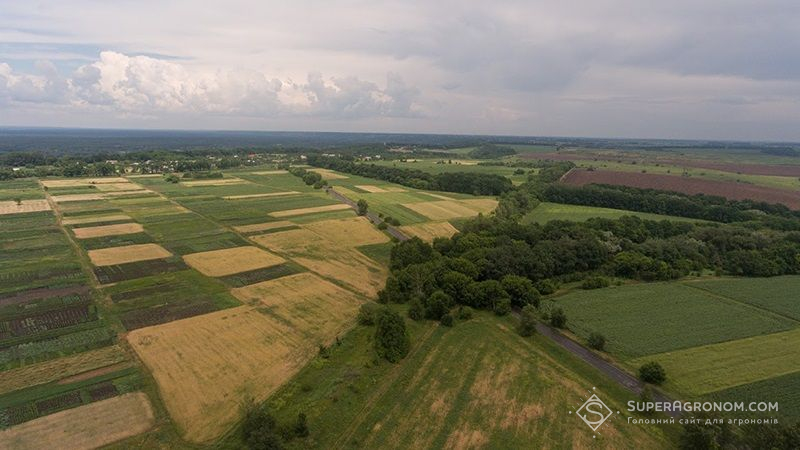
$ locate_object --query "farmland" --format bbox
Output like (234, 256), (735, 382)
(521, 202), (709, 224)
(562, 169), (800, 209)
(686, 276), (800, 321)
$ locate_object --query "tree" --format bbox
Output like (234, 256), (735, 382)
(549, 307), (567, 328)
(407, 298), (425, 320)
(357, 303), (385, 325)
(375, 310), (410, 362)
(517, 305), (538, 337)
(389, 237), (435, 271)
(242, 403), (283, 450)
(493, 297), (511, 316)
(587, 332), (606, 351)
(293, 413), (309, 438)
(13, 197), (21, 206)
(501, 275), (540, 307)
(357, 199), (368, 216)
(424, 290), (451, 320)
(639, 361), (666, 384)
(440, 312), (454, 327)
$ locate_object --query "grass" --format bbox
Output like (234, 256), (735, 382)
(254, 310), (673, 449)
(631, 328), (800, 397)
(522, 202), (711, 224)
(707, 370), (800, 420)
(557, 282), (796, 360)
(686, 276), (800, 321)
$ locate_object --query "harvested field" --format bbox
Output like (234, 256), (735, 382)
(402, 200), (486, 220)
(399, 221), (458, 242)
(128, 298), (359, 442)
(309, 168), (348, 180)
(181, 178), (248, 187)
(251, 170), (289, 175)
(88, 243), (172, 267)
(0, 393), (154, 450)
(40, 178), (128, 188)
(421, 192), (455, 200)
(0, 345), (126, 395)
(460, 198), (499, 213)
(72, 223), (144, 239)
(355, 185), (406, 193)
(222, 191), (299, 200)
(183, 246), (285, 277)
(101, 190), (151, 198)
(302, 216), (389, 246)
(233, 220), (295, 233)
(562, 169), (800, 209)
(91, 183), (141, 192)
(62, 214), (132, 226)
(269, 203), (351, 217)
(50, 193), (105, 203)
(0, 200), (51, 215)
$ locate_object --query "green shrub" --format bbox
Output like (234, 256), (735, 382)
(587, 332), (606, 351)
(549, 307), (567, 328)
(639, 361), (667, 385)
(517, 305), (538, 337)
(581, 276), (610, 290)
(440, 312), (454, 327)
(493, 297), (511, 316)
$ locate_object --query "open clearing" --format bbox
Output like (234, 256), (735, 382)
(129, 277), (362, 444)
(0, 345), (126, 395)
(87, 243), (172, 266)
(0, 393), (154, 450)
(222, 191), (299, 200)
(265, 312), (670, 449)
(402, 200), (494, 220)
(558, 282), (795, 359)
(632, 328), (800, 396)
(0, 200), (51, 215)
(183, 246), (285, 277)
(399, 221), (459, 242)
(233, 220), (296, 233)
(309, 168), (349, 180)
(72, 223), (144, 239)
(269, 203), (351, 217)
(61, 214), (132, 225)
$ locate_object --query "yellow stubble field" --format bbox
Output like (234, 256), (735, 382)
(0, 200), (51, 215)
(399, 221), (459, 242)
(72, 223), (144, 239)
(87, 243), (172, 266)
(128, 273), (363, 443)
(182, 246), (285, 277)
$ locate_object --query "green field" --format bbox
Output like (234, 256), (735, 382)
(687, 276), (800, 321)
(259, 310), (672, 449)
(521, 202), (709, 224)
(368, 159), (530, 185)
(708, 370), (800, 420)
(557, 282), (796, 359)
(631, 328), (800, 396)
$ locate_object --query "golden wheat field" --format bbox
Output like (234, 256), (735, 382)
(401, 200), (485, 220)
(233, 220), (296, 233)
(87, 243), (172, 266)
(302, 216), (389, 246)
(269, 203), (351, 217)
(183, 246), (285, 277)
(0, 393), (154, 450)
(0, 199), (51, 215)
(399, 221), (459, 242)
(72, 223), (144, 239)
(128, 274), (362, 444)
(308, 168), (349, 180)
(50, 193), (106, 203)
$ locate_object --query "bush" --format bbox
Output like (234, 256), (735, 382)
(639, 361), (666, 385)
(581, 276), (610, 290)
(535, 279), (558, 295)
(293, 413), (309, 438)
(357, 199), (368, 215)
(242, 403), (283, 450)
(457, 306), (474, 320)
(378, 222), (388, 230)
(493, 297), (511, 316)
(517, 305), (538, 337)
(440, 312), (454, 327)
(424, 290), (451, 320)
(357, 303), (385, 325)
(587, 332), (606, 351)
(389, 218), (401, 226)
(549, 307), (567, 328)
(407, 298), (425, 320)
(375, 310), (410, 363)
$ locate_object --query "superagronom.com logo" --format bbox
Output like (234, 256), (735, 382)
(569, 387), (619, 437)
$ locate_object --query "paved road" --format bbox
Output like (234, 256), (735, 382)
(533, 320), (681, 418)
(326, 187), (409, 241)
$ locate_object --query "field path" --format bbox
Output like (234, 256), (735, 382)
(326, 187), (409, 241)
(331, 323), (438, 449)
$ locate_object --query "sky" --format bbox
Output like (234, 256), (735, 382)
(1, 1), (799, 141)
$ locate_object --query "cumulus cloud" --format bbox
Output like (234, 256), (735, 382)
(0, 51), (420, 119)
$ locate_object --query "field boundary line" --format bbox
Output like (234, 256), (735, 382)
(681, 281), (800, 325)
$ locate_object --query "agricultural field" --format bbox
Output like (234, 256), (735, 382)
(261, 311), (673, 449)
(562, 168), (800, 209)
(521, 202), (710, 224)
(368, 158), (532, 185)
(686, 276), (800, 321)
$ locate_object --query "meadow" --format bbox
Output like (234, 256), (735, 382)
(520, 202), (707, 224)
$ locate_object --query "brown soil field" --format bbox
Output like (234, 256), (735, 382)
(0, 393), (154, 450)
(40, 177), (129, 188)
(252, 228), (388, 297)
(269, 203), (351, 217)
(0, 199), (51, 215)
(128, 294), (358, 443)
(183, 246), (285, 277)
(72, 223), (145, 239)
(562, 169), (800, 209)
(88, 243), (172, 267)
(222, 191), (300, 200)
(251, 170), (289, 175)
(233, 220), (296, 233)
(303, 216), (390, 246)
(402, 200), (487, 220)
(50, 193), (106, 202)
(399, 222), (459, 242)
(181, 178), (248, 187)
(0, 345), (126, 395)
(62, 214), (132, 225)
(309, 168), (349, 180)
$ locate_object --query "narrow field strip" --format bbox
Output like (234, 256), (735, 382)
(88, 243), (172, 266)
(72, 223), (144, 239)
(222, 191), (300, 200)
(269, 203), (351, 217)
